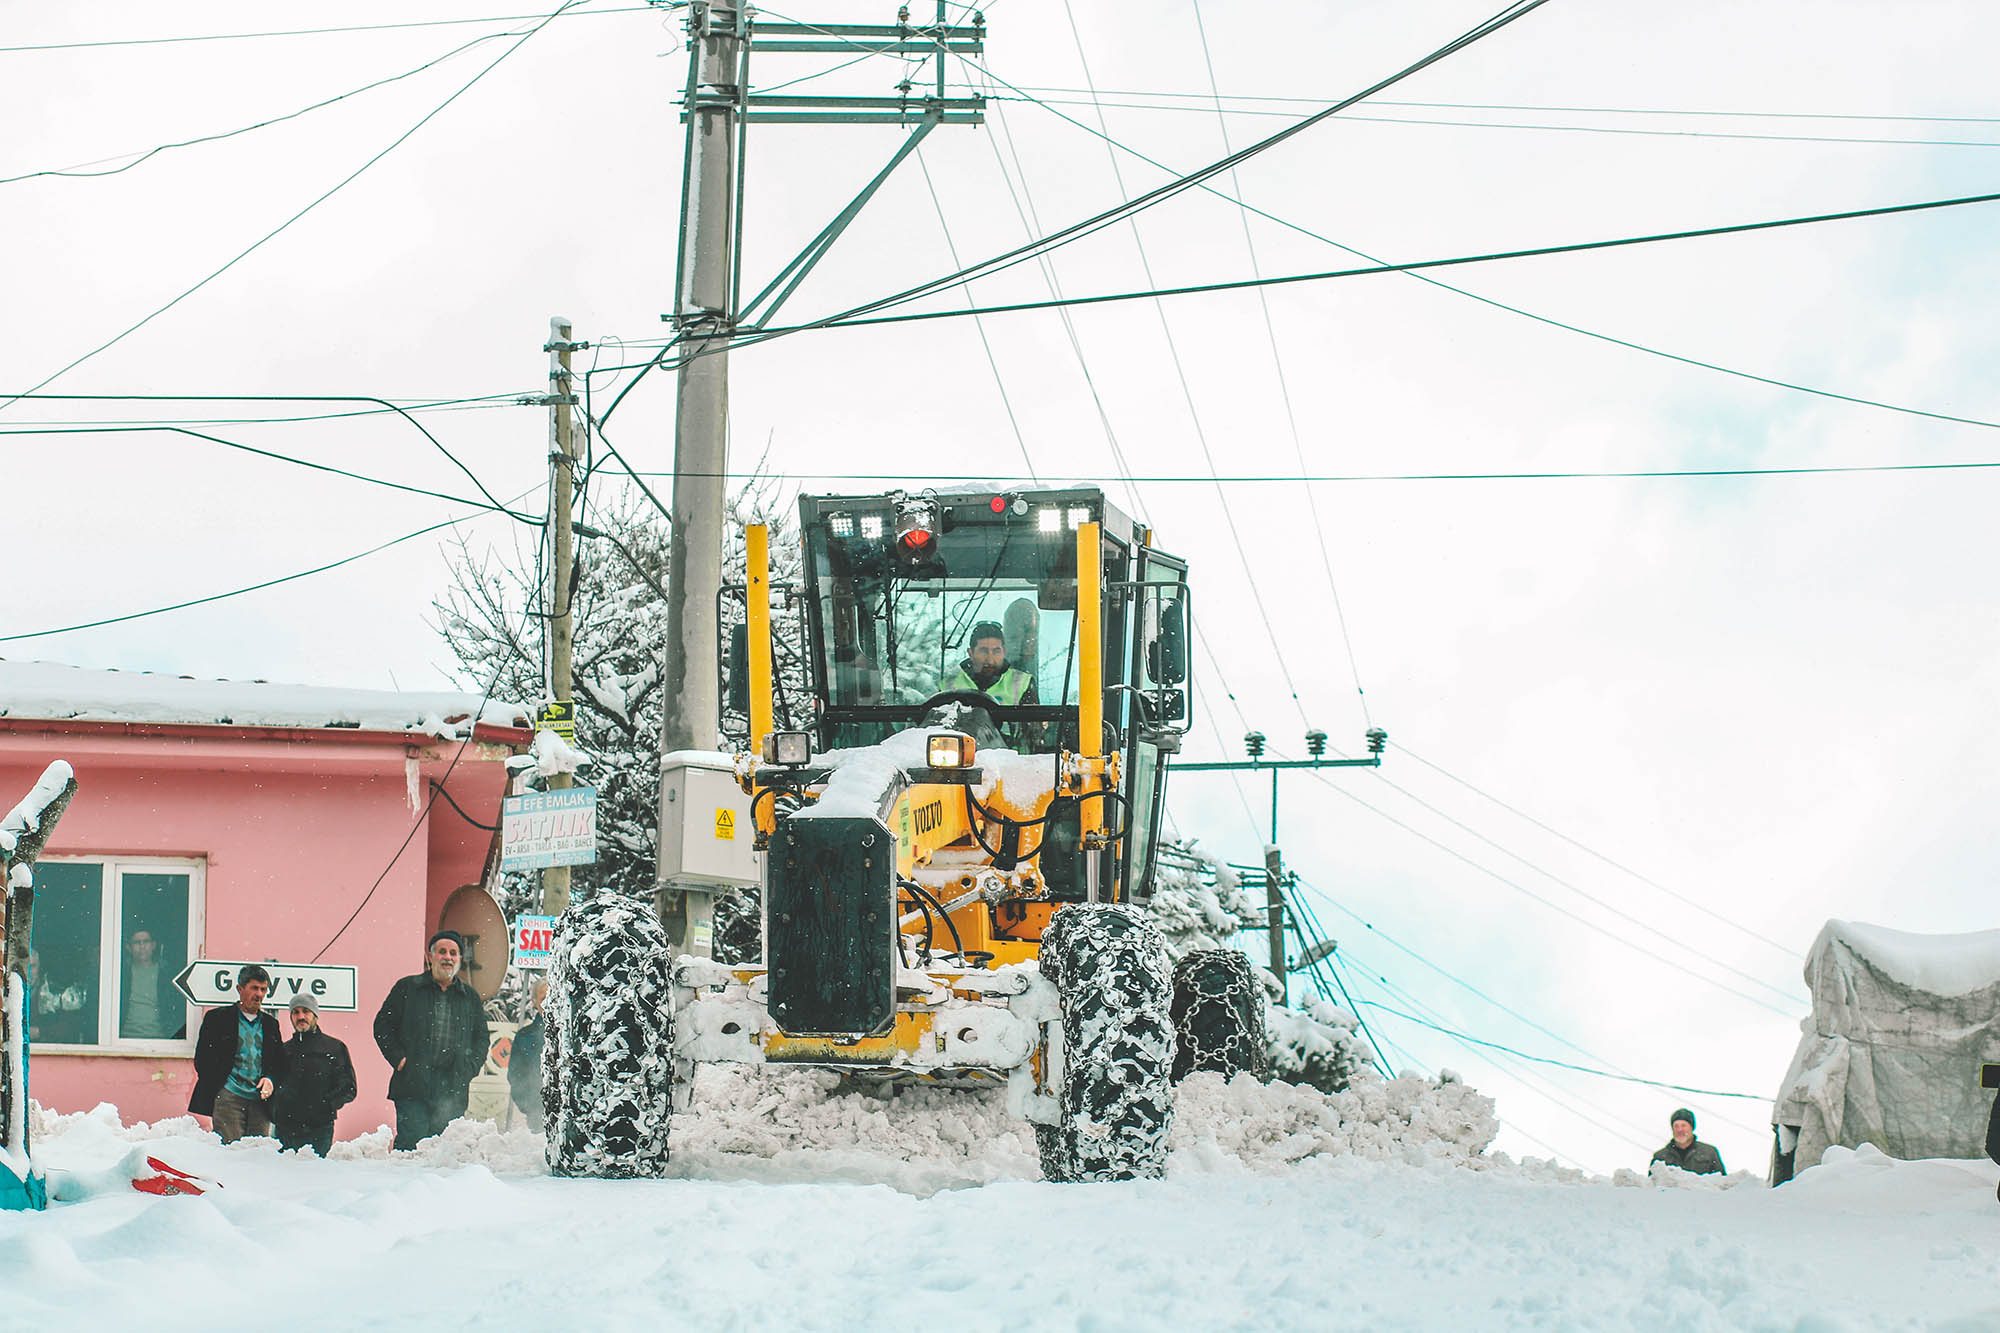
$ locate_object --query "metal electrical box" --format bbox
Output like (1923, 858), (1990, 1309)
(658, 751), (760, 888)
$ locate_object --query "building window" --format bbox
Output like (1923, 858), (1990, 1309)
(26, 857), (204, 1053)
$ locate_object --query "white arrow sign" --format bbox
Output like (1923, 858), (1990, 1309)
(173, 961), (359, 1012)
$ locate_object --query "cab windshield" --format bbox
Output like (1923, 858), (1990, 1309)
(806, 498), (1091, 751)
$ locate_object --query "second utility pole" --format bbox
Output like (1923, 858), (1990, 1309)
(543, 316), (580, 916)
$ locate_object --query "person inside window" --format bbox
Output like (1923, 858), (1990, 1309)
(121, 928), (185, 1040)
(30, 947), (92, 1045)
(942, 621), (1036, 705)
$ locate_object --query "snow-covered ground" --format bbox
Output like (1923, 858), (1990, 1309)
(6, 1070), (1998, 1331)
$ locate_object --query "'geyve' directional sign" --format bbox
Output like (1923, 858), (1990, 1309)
(173, 961), (359, 1012)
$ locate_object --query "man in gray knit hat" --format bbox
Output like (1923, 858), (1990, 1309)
(271, 991), (357, 1157)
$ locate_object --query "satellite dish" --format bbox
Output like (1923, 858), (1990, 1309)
(438, 884), (510, 1003)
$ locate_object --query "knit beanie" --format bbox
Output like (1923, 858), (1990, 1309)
(1669, 1108), (1696, 1131)
(287, 991), (319, 1014)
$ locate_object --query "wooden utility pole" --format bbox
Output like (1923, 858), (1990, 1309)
(543, 316), (580, 916)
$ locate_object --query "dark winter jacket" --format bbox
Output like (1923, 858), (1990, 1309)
(508, 1014), (545, 1113)
(188, 1005), (290, 1116)
(372, 972), (489, 1103)
(1985, 1092), (2000, 1165)
(271, 1028), (358, 1130)
(1651, 1138), (1726, 1175)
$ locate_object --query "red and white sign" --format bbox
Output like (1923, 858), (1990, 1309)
(512, 914), (557, 971)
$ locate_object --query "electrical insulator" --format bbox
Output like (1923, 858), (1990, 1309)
(1366, 727), (1387, 756)
(1304, 728), (1327, 757)
(1243, 729), (1266, 759)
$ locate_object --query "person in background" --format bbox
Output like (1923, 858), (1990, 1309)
(189, 964), (289, 1144)
(1650, 1107), (1725, 1175)
(373, 930), (490, 1150)
(120, 928), (185, 1039)
(29, 946), (92, 1045)
(271, 992), (356, 1157)
(508, 979), (549, 1134)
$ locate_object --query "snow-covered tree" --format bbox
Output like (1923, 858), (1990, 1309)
(435, 479), (804, 992)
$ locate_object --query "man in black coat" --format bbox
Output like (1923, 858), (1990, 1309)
(1650, 1107), (1726, 1176)
(271, 992), (357, 1157)
(373, 930), (490, 1150)
(189, 964), (290, 1143)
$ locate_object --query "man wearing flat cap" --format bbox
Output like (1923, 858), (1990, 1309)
(372, 930), (490, 1149)
(272, 991), (357, 1157)
(1650, 1107), (1725, 1176)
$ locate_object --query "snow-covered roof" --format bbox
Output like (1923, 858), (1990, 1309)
(0, 659), (530, 741)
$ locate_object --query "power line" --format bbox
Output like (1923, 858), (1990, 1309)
(0, 490), (534, 644)
(977, 94), (2000, 152)
(744, 0), (1552, 338)
(1352, 998), (1767, 1100)
(781, 187), (2000, 335)
(0, 4), (658, 53)
(0, 396), (522, 429)
(1348, 759), (1799, 1007)
(1, 25), (535, 185)
(608, 458), (2000, 482)
(310, 639), (523, 963)
(1293, 764), (1800, 1019)
(0, 1), (584, 413)
(0, 393), (543, 519)
(985, 86), (2000, 128)
(0, 425), (519, 514)
(955, 66), (2000, 440)
(912, 145), (1039, 482)
(1188, 0), (1371, 732)
(1053, 0), (1310, 730)
(1325, 932), (1656, 1157)
(1389, 741), (1802, 960)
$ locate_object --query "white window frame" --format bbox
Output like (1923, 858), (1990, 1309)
(34, 855), (205, 1058)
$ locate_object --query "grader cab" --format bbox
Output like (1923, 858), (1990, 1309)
(544, 486), (1268, 1183)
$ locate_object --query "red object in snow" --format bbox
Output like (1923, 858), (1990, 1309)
(131, 1156), (215, 1196)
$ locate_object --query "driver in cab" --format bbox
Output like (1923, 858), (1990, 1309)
(943, 620), (1037, 705)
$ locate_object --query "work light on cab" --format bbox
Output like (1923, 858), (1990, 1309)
(926, 732), (976, 769)
(762, 730), (813, 766)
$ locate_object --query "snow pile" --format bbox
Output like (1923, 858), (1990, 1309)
(1266, 997), (1372, 1095)
(1170, 1069), (1498, 1171)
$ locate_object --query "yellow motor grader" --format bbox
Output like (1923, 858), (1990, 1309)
(544, 486), (1266, 1182)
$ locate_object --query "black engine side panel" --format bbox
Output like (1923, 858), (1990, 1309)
(766, 814), (898, 1036)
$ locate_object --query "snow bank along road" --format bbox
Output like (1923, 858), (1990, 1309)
(5, 1070), (1999, 1331)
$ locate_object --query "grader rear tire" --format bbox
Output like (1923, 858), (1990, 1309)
(1170, 948), (1269, 1083)
(1037, 903), (1176, 1182)
(544, 893), (675, 1178)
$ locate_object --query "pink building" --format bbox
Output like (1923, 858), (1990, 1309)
(1, 660), (530, 1139)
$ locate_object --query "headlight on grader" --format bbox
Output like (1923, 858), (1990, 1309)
(763, 730), (814, 766)
(926, 732), (976, 769)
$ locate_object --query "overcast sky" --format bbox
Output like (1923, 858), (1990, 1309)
(7, 0), (1997, 1175)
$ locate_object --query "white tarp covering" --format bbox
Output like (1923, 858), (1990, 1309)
(1773, 919), (2000, 1170)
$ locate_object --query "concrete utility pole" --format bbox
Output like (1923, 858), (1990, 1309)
(543, 316), (580, 916)
(657, 5), (743, 765)
(653, 2), (987, 953)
